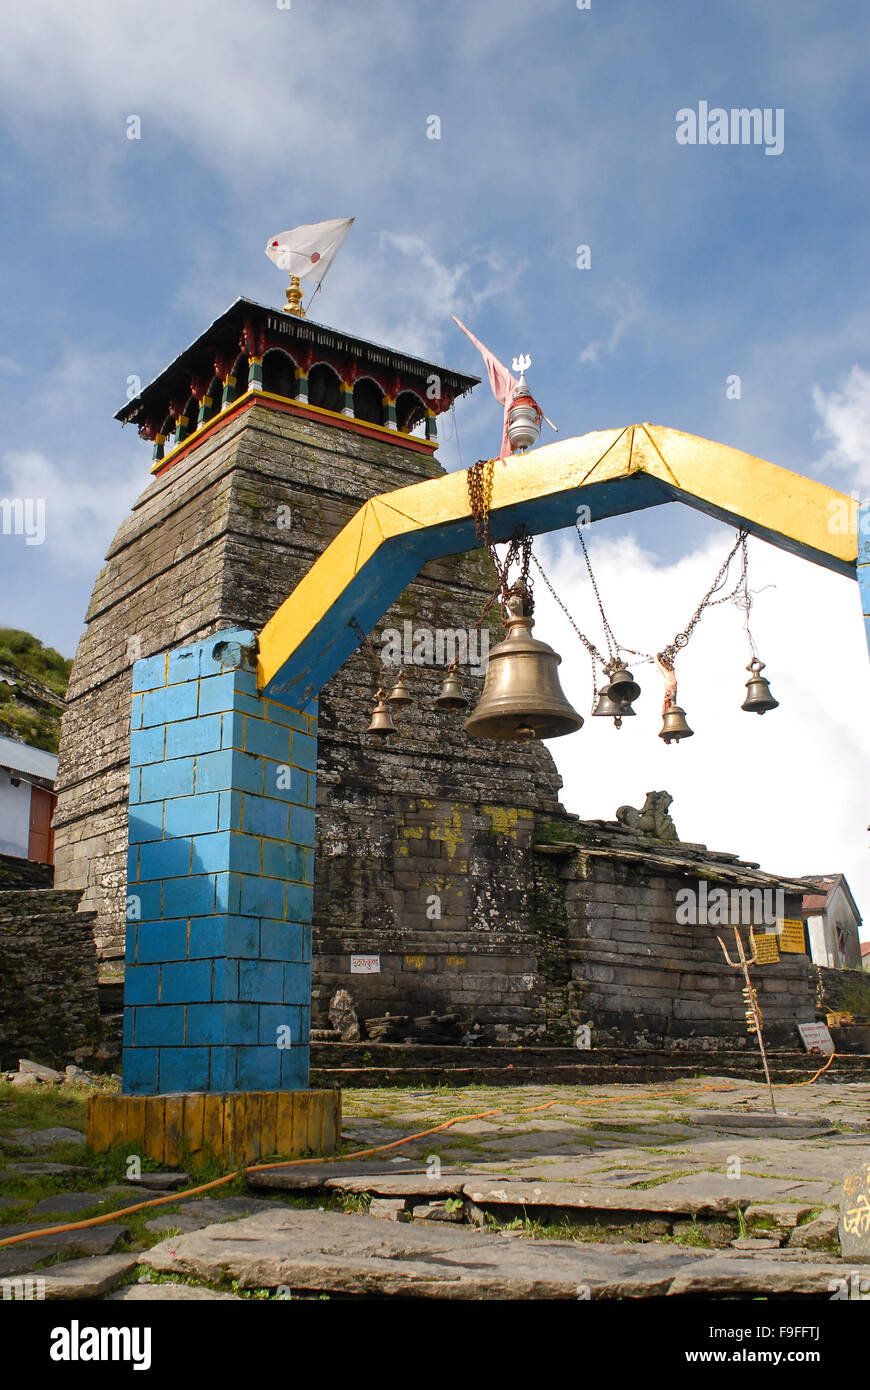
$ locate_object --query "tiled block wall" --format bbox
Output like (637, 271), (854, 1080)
(860, 502), (870, 656)
(124, 628), (317, 1094)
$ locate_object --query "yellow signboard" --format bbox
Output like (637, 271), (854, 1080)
(777, 918), (806, 954)
(754, 932), (780, 965)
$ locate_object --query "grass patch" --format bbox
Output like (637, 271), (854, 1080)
(0, 1080), (90, 1138)
(485, 1212), (580, 1242)
(660, 1218), (718, 1249)
(627, 1169), (694, 1189)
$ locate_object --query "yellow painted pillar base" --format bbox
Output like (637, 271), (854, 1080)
(86, 1089), (342, 1168)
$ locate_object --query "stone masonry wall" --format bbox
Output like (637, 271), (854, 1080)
(567, 856), (815, 1046)
(0, 889), (105, 1071)
(54, 402), (566, 1031)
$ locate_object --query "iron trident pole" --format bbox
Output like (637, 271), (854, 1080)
(716, 925), (776, 1114)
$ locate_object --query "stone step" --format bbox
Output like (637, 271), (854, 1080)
(143, 1206), (868, 1299)
(311, 1061), (866, 1087)
(0, 888), (91, 920)
(309, 1041), (870, 1086)
(310, 1041), (869, 1068)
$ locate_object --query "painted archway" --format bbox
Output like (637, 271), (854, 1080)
(255, 423), (859, 707)
(96, 422), (866, 1162)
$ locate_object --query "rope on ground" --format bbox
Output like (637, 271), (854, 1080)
(0, 1063), (844, 1251)
(773, 1048), (836, 1087)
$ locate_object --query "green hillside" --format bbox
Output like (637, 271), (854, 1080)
(0, 629), (72, 753)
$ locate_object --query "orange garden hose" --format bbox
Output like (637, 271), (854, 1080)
(0, 1061), (845, 1252)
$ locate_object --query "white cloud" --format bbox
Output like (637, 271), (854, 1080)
(812, 366), (870, 490)
(0, 448), (140, 568)
(311, 233), (524, 365)
(579, 283), (646, 366)
(531, 521), (870, 927)
(0, 0), (418, 193)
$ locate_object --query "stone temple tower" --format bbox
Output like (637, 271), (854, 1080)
(52, 296), (818, 1057)
(53, 298), (575, 1043)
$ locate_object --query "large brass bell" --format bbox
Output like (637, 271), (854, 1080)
(434, 665), (467, 711)
(659, 702), (694, 744)
(464, 586), (583, 742)
(606, 662), (641, 710)
(366, 688), (396, 735)
(385, 672), (413, 706)
(741, 659), (779, 715)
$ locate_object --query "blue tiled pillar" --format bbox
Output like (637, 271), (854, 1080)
(860, 502), (870, 661)
(123, 629), (317, 1095)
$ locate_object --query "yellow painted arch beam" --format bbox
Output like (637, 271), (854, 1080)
(257, 423), (854, 704)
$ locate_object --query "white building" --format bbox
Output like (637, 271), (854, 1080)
(799, 874), (863, 971)
(0, 735), (58, 863)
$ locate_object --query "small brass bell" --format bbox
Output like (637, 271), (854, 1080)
(366, 689), (396, 735)
(464, 586), (583, 742)
(434, 667), (467, 711)
(659, 703), (694, 744)
(385, 672), (413, 706)
(592, 685), (630, 718)
(606, 662), (641, 709)
(741, 660), (779, 715)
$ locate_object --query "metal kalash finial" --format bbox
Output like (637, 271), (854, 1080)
(716, 926), (776, 1113)
(507, 355), (542, 453)
(284, 276), (305, 318)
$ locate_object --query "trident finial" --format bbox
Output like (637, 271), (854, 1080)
(716, 924), (775, 1113)
(512, 353), (531, 375)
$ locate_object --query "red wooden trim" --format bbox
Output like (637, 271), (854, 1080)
(152, 390), (437, 479)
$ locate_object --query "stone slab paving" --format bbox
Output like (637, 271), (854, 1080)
(0, 1254), (138, 1299)
(0, 1223), (131, 1278)
(3, 1163), (88, 1176)
(29, 1190), (145, 1217)
(107, 1282), (243, 1301)
(142, 1207), (870, 1300)
(124, 1172), (191, 1192)
(142, 1195), (286, 1235)
(4, 1127), (86, 1151)
(1, 1075), (865, 1299)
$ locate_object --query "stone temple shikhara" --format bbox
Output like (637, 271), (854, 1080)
(49, 294), (823, 1084)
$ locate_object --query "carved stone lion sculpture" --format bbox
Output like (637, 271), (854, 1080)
(615, 791), (678, 842)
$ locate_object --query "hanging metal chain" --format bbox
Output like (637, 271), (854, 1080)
(657, 530), (747, 668)
(576, 526), (618, 663)
(531, 551), (605, 666)
(348, 615), (396, 694)
(467, 458), (534, 616)
(468, 456), (495, 549)
(734, 534), (761, 663)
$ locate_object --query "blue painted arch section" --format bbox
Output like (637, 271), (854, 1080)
(261, 471), (673, 706)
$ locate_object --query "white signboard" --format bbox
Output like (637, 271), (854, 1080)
(350, 954), (380, 974)
(797, 1022), (834, 1056)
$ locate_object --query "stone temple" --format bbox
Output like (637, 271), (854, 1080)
(50, 297), (817, 1054)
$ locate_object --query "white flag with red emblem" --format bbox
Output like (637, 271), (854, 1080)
(265, 217), (354, 285)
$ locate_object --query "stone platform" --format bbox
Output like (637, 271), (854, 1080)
(310, 1041), (870, 1087)
(4, 1077), (869, 1298)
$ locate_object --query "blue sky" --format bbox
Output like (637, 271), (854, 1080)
(1, 0), (869, 923)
